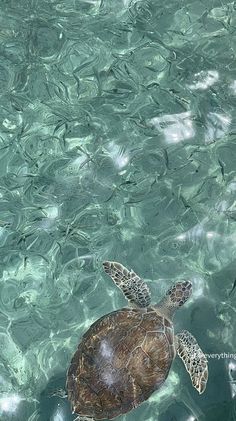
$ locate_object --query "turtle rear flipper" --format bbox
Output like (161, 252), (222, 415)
(176, 330), (208, 394)
(103, 261), (151, 308)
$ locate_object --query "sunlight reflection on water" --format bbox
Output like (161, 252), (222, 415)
(149, 112), (195, 144)
(0, 0), (236, 420)
(0, 394), (22, 415)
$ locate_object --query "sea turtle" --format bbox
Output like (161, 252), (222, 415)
(67, 261), (208, 421)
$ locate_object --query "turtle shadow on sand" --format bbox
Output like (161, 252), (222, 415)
(38, 371), (74, 421)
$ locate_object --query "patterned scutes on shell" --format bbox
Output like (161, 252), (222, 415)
(67, 308), (174, 420)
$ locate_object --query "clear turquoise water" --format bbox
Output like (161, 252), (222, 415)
(0, 0), (236, 420)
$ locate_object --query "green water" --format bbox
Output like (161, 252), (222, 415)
(0, 0), (236, 420)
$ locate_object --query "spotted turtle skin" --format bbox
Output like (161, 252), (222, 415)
(66, 307), (175, 420)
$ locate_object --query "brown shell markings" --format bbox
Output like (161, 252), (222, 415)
(67, 307), (175, 420)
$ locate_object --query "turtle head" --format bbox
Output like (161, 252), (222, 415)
(155, 280), (192, 320)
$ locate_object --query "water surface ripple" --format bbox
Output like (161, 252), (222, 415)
(0, 0), (236, 420)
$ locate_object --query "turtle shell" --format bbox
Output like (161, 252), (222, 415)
(67, 307), (175, 420)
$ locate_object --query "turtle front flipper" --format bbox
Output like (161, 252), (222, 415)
(176, 330), (208, 394)
(103, 261), (151, 308)
(156, 280), (192, 320)
(74, 416), (94, 421)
